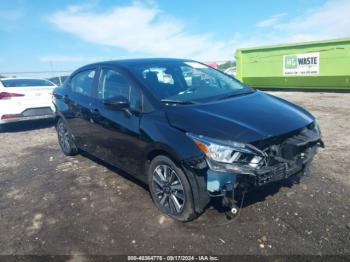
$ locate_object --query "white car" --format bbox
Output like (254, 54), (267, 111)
(0, 78), (56, 130)
(224, 66), (236, 77)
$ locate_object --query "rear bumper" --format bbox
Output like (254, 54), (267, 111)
(0, 107), (54, 124)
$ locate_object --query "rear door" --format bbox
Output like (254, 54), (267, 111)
(88, 66), (147, 178)
(64, 67), (98, 151)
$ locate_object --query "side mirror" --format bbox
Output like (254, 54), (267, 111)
(103, 96), (130, 111)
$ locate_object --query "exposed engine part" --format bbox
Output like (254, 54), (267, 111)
(206, 123), (324, 214)
(231, 207), (238, 215)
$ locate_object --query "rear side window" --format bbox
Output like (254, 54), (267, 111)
(1, 79), (55, 87)
(70, 69), (96, 96)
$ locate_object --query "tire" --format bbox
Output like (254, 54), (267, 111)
(56, 118), (78, 156)
(148, 155), (197, 222)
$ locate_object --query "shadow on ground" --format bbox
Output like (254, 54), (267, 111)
(0, 119), (55, 133)
(80, 149), (301, 218)
(79, 150), (149, 191)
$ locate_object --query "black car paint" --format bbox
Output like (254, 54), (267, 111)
(53, 58), (318, 214)
(166, 91), (314, 143)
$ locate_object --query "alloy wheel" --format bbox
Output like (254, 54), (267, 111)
(152, 164), (186, 215)
(57, 121), (71, 153)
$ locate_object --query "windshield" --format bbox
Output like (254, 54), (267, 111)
(130, 61), (254, 103)
(1, 79), (55, 87)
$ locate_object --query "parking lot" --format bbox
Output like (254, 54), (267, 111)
(0, 91), (349, 256)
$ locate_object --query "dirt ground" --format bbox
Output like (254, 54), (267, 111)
(0, 91), (349, 256)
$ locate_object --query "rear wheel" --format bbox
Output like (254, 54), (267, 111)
(56, 118), (78, 156)
(148, 155), (197, 222)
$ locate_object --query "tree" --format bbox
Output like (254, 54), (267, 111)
(0, 74), (5, 79)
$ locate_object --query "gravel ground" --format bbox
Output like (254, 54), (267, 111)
(0, 91), (349, 256)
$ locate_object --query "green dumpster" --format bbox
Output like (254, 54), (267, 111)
(235, 38), (350, 90)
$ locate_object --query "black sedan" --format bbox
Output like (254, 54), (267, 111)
(53, 58), (323, 222)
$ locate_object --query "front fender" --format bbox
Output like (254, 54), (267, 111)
(141, 111), (210, 213)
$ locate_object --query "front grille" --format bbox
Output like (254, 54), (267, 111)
(255, 163), (286, 185)
(251, 123), (320, 187)
(22, 107), (53, 117)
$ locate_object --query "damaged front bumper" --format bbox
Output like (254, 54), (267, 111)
(207, 124), (324, 196)
(183, 122), (324, 213)
(214, 129), (324, 203)
(207, 142), (320, 195)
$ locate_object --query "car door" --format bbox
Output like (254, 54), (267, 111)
(64, 67), (98, 151)
(88, 66), (147, 179)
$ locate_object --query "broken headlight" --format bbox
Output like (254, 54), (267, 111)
(187, 133), (266, 173)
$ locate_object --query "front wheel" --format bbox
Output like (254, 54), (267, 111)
(56, 118), (78, 156)
(148, 155), (197, 222)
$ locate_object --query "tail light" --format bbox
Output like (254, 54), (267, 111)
(1, 114), (22, 120)
(0, 92), (25, 100)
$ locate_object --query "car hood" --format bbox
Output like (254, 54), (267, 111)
(165, 91), (315, 143)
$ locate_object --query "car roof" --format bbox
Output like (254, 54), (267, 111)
(83, 58), (194, 68)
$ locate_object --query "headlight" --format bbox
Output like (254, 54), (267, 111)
(187, 133), (266, 173)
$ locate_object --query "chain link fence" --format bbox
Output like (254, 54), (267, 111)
(0, 70), (73, 86)
(0, 60), (236, 86)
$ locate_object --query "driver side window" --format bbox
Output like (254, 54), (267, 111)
(98, 68), (142, 111)
(98, 68), (130, 100)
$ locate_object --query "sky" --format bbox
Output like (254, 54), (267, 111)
(1, 0), (350, 74)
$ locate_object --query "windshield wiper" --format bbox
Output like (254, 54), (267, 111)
(161, 99), (196, 105)
(215, 90), (255, 101)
